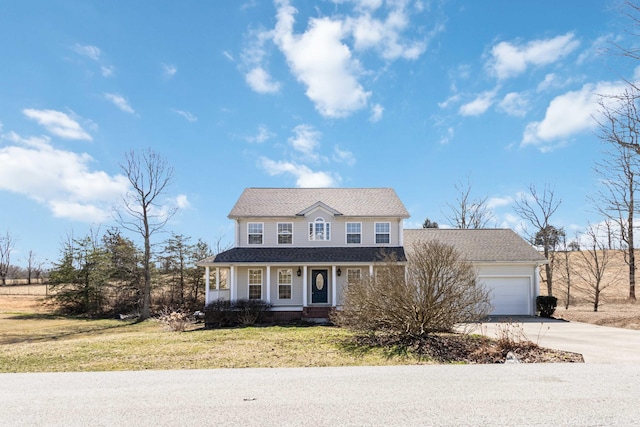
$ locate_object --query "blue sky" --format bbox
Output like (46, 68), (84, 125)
(0, 0), (637, 267)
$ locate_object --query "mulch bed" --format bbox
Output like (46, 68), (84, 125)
(351, 333), (584, 364)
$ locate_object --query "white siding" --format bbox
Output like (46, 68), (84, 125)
(236, 214), (403, 248)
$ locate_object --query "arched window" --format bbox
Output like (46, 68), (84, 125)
(309, 217), (331, 241)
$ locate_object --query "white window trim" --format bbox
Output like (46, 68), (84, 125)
(277, 268), (293, 300)
(345, 222), (362, 244)
(347, 268), (362, 284)
(308, 218), (331, 241)
(247, 222), (264, 245)
(375, 222), (390, 244)
(248, 268), (263, 299)
(277, 222), (293, 245)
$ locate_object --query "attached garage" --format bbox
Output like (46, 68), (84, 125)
(480, 276), (534, 316)
(404, 229), (547, 317)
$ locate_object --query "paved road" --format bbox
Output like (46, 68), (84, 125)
(2, 365), (640, 426)
(471, 317), (640, 363)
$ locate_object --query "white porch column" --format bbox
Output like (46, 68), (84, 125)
(398, 219), (404, 246)
(215, 268), (220, 290)
(331, 266), (337, 307)
(205, 266), (211, 305)
(534, 265), (541, 316)
(369, 264), (374, 276)
(230, 266), (237, 300)
(266, 266), (271, 303)
(302, 266), (308, 307)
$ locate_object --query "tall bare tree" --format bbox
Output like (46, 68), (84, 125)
(593, 90), (640, 301)
(0, 230), (15, 285)
(117, 149), (177, 319)
(514, 184), (561, 296)
(574, 224), (618, 312)
(444, 178), (492, 229)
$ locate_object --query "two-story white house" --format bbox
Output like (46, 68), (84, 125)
(197, 187), (409, 320)
(197, 187), (547, 321)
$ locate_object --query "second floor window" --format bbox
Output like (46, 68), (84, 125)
(346, 222), (361, 244)
(248, 223), (263, 244)
(278, 223), (293, 244)
(375, 222), (390, 244)
(309, 218), (331, 241)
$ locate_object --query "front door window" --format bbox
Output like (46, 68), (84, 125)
(311, 269), (328, 304)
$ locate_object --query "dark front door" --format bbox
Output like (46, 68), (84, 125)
(311, 269), (328, 304)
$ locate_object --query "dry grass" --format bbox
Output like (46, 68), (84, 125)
(540, 249), (640, 329)
(0, 293), (421, 373)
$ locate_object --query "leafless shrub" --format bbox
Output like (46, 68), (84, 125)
(157, 309), (192, 332)
(333, 241), (492, 338)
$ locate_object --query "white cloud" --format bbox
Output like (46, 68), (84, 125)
(438, 93), (461, 109)
(23, 109), (92, 141)
(486, 196), (513, 210)
(245, 67), (281, 93)
(260, 157), (339, 187)
(498, 92), (529, 117)
(439, 126), (454, 145)
(162, 63), (177, 78)
(73, 43), (101, 61)
(104, 93), (135, 114)
(175, 194), (190, 209)
(522, 80), (627, 151)
(459, 90), (496, 116)
(577, 34), (611, 65)
(369, 103), (383, 122)
(346, 6), (427, 60)
(289, 124), (321, 158)
(0, 132), (129, 222)
(72, 43), (114, 78)
(172, 109), (198, 122)
(246, 125), (274, 143)
(272, 0), (370, 118)
(333, 145), (356, 166)
(100, 65), (114, 77)
(489, 33), (580, 80)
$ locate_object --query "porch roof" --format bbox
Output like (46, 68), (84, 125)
(197, 246), (406, 265)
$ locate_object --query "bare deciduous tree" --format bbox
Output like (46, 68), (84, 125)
(117, 149), (177, 319)
(593, 90), (640, 301)
(0, 230), (15, 285)
(25, 250), (46, 285)
(574, 224), (618, 312)
(444, 178), (492, 229)
(334, 241), (492, 337)
(514, 184), (561, 296)
(555, 233), (574, 310)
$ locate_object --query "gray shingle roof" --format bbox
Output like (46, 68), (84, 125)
(403, 229), (547, 263)
(228, 188), (410, 218)
(197, 246), (406, 265)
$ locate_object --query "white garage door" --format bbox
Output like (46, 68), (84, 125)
(482, 277), (532, 315)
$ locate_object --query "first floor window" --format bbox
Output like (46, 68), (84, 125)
(347, 268), (361, 284)
(248, 269), (262, 299)
(278, 268), (292, 299)
(375, 222), (390, 244)
(248, 223), (263, 245)
(278, 223), (293, 244)
(346, 222), (361, 244)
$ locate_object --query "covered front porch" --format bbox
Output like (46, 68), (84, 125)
(203, 264), (375, 319)
(197, 246), (406, 320)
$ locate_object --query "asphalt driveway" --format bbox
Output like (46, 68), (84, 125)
(471, 316), (640, 363)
